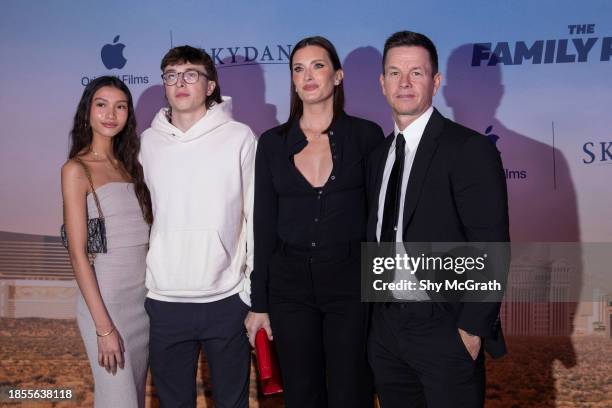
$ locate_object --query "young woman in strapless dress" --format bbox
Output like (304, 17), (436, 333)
(61, 76), (152, 408)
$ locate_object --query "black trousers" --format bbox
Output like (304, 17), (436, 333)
(145, 294), (250, 408)
(268, 242), (373, 408)
(368, 303), (485, 408)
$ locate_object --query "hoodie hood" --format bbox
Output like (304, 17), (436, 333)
(150, 96), (234, 142)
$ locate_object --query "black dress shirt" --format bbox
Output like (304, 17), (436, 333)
(250, 112), (384, 312)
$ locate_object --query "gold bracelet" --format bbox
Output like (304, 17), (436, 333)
(96, 326), (115, 337)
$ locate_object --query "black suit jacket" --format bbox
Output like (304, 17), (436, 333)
(366, 108), (510, 358)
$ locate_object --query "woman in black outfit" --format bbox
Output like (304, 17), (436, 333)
(245, 36), (384, 408)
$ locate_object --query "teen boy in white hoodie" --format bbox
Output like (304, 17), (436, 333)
(140, 46), (256, 407)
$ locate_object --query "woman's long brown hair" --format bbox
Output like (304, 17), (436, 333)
(68, 76), (153, 224)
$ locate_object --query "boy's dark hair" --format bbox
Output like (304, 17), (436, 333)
(161, 45), (222, 108)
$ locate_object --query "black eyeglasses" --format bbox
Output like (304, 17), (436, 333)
(161, 69), (209, 86)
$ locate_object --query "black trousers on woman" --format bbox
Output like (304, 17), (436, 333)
(268, 241), (372, 408)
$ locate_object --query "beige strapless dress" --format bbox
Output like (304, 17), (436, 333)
(76, 182), (149, 408)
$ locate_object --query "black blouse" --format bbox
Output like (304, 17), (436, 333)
(251, 112), (384, 312)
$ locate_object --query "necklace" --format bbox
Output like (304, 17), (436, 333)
(90, 149), (120, 170)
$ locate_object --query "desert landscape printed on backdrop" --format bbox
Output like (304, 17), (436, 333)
(0, 318), (611, 407)
(1, 233), (611, 406)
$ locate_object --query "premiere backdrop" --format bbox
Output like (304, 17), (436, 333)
(1, 1), (610, 241)
(1, 1), (611, 407)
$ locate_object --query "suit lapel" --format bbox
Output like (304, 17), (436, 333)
(367, 132), (394, 241)
(402, 109), (445, 233)
(373, 132), (394, 201)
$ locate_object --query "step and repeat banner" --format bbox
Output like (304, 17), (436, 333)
(1, 1), (610, 241)
(1, 1), (611, 407)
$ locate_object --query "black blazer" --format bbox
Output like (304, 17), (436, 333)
(366, 108), (510, 358)
(251, 112), (384, 312)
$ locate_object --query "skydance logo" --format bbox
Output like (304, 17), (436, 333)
(471, 24), (612, 66)
(202, 44), (293, 67)
(582, 141), (612, 165)
(80, 35), (150, 86)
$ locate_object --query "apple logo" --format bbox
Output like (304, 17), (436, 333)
(484, 125), (500, 145)
(101, 35), (127, 70)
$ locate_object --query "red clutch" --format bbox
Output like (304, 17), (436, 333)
(254, 328), (283, 395)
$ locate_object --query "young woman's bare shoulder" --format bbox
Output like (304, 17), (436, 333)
(62, 159), (83, 178)
(61, 159), (89, 191)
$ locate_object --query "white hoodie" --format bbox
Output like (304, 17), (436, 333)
(139, 97), (256, 305)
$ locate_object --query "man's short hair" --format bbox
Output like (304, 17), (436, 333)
(160, 45), (222, 108)
(382, 31), (439, 77)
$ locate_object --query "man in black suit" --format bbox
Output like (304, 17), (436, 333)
(366, 31), (509, 407)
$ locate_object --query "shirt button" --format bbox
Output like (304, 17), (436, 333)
(330, 175), (336, 181)
(311, 242), (317, 247)
(318, 190), (323, 195)
(314, 218), (319, 222)
(329, 131), (334, 136)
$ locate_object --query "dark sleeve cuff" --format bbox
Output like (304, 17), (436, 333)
(457, 302), (502, 339)
(249, 279), (268, 313)
(250, 304), (268, 313)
